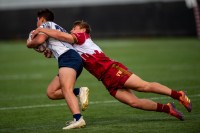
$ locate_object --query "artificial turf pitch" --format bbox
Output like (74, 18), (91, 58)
(0, 38), (199, 133)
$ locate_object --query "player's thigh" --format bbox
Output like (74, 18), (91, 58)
(124, 73), (149, 91)
(114, 88), (138, 105)
(58, 67), (77, 89)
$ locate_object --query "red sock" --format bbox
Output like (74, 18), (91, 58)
(156, 103), (170, 113)
(171, 90), (182, 100)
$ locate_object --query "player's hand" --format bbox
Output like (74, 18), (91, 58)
(26, 30), (35, 46)
(44, 49), (52, 58)
(32, 28), (42, 39)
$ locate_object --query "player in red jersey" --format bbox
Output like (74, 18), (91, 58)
(32, 20), (192, 121)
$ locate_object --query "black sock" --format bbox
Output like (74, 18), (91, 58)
(73, 88), (80, 96)
(73, 114), (82, 121)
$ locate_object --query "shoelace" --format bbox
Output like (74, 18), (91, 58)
(65, 120), (75, 126)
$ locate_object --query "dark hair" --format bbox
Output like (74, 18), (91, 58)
(37, 9), (54, 21)
(73, 20), (91, 34)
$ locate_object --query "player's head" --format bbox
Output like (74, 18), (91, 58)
(71, 20), (91, 34)
(37, 9), (54, 27)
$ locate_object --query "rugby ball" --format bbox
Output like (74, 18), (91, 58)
(33, 42), (47, 53)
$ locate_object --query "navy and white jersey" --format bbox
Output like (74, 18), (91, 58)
(40, 21), (74, 60)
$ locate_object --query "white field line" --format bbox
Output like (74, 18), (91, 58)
(0, 100), (116, 111)
(0, 94), (199, 111)
(0, 74), (43, 80)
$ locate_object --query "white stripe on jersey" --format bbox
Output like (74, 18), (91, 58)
(40, 21), (74, 60)
(73, 38), (102, 56)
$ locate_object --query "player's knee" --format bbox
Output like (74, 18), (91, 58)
(149, 82), (160, 90)
(129, 101), (140, 108)
(142, 82), (159, 92)
(46, 87), (56, 100)
(128, 99), (141, 108)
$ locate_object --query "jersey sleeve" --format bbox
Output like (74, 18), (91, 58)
(72, 33), (86, 45)
(40, 22), (51, 29)
(39, 22), (52, 36)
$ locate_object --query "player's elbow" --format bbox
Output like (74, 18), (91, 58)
(26, 42), (39, 48)
(26, 43), (33, 48)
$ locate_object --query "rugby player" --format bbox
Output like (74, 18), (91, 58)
(26, 9), (88, 130)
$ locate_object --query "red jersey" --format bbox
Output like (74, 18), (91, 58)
(73, 33), (114, 80)
(73, 33), (132, 96)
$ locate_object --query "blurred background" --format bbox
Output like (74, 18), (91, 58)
(0, 0), (199, 40)
(1, 1), (200, 132)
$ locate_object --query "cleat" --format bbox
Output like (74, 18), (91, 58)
(63, 117), (86, 130)
(167, 103), (184, 121)
(79, 87), (89, 111)
(179, 91), (192, 112)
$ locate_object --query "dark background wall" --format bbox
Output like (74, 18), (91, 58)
(0, 1), (197, 40)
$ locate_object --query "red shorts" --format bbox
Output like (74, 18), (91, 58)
(101, 62), (133, 96)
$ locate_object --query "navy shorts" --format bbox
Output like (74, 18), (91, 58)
(58, 49), (83, 78)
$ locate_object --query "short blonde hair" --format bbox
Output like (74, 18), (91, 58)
(73, 20), (91, 34)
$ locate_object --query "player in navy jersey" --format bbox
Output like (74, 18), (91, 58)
(33, 20), (192, 122)
(26, 9), (88, 130)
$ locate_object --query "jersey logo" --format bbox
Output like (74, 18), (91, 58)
(116, 70), (122, 76)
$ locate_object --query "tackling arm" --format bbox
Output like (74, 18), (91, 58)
(32, 28), (76, 44)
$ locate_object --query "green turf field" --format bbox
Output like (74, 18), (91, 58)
(0, 38), (200, 133)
